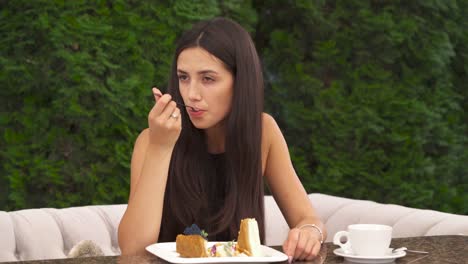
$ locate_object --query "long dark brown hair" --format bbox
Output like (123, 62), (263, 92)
(158, 17), (265, 242)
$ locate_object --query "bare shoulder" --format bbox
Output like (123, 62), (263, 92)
(261, 113), (284, 160)
(262, 112), (282, 142)
(262, 112), (276, 126)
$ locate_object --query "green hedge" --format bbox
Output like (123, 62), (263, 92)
(256, 0), (468, 214)
(1, 0), (466, 214)
(0, 0), (252, 209)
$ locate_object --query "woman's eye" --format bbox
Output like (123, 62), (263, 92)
(203, 76), (214, 83)
(178, 75), (188, 81)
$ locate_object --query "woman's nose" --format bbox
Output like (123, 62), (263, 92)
(188, 81), (202, 101)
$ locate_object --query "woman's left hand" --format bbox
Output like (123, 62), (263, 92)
(283, 227), (322, 262)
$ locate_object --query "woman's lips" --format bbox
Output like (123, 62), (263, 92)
(188, 108), (205, 117)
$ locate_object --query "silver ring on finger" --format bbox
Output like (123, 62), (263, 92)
(170, 112), (179, 119)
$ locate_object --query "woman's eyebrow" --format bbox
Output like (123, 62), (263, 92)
(197, 70), (218, 75)
(177, 69), (218, 75)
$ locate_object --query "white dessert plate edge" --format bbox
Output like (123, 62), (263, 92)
(146, 242), (288, 263)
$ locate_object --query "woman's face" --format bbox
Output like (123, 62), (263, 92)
(177, 47), (234, 130)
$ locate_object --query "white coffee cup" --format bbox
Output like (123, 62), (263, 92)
(333, 224), (392, 256)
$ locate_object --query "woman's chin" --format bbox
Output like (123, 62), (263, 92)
(190, 118), (223, 130)
(189, 119), (210, 129)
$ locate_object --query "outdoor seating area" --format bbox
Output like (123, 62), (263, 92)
(2, 2), (467, 264)
(1, 193), (467, 262)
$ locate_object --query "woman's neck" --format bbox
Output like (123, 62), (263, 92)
(204, 123), (226, 154)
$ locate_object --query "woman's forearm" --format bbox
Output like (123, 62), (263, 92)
(118, 146), (174, 255)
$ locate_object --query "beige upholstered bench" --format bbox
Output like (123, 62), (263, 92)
(265, 194), (468, 245)
(1, 193), (467, 262)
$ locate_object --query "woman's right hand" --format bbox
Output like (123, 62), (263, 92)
(148, 87), (182, 148)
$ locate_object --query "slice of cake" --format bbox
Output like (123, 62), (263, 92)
(176, 224), (209, 258)
(176, 234), (208, 257)
(237, 218), (263, 257)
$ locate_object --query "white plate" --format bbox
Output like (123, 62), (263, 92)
(146, 242), (288, 263)
(333, 248), (406, 263)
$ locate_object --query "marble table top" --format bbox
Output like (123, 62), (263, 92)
(2, 235), (466, 264)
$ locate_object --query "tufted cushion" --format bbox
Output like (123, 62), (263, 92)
(0, 211), (17, 262)
(263, 194), (468, 245)
(310, 194), (468, 241)
(1, 194), (467, 262)
(43, 206), (121, 256)
(0, 205), (126, 262)
(3, 209), (66, 261)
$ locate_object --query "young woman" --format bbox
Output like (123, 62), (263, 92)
(118, 17), (327, 262)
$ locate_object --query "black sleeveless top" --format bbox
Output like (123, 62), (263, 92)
(206, 153), (232, 241)
(159, 153), (232, 242)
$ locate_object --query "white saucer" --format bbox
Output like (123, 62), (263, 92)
(333, 248), (406, 264)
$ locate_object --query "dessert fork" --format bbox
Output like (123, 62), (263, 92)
(153, 92), (197, 111)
